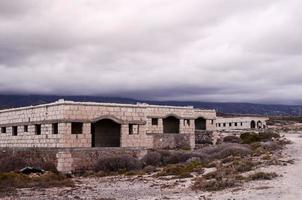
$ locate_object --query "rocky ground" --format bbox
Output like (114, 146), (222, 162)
(1, 130), (302, 200)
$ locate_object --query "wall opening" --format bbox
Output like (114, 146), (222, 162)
(152, 118), (158, 126)
(12, 126), (18, 136)
(257, 121), (262, 129)
(1, 127), (6, 133)
(91, 119), (121, 147)
(71, 122), (83, 134)
(35, 124), (41, 135)
(52, 123), (58, 134)
(24, 125), (28, 132)
(251, 120), (256, 129)
(195, 117), (206, 131)
(163, 116), (180, 134)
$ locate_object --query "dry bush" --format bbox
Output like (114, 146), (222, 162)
(203, 166), (236, 180)
(0, 149), (57, 173)
(0, 172), (74, 189)
(232, 159), (255, 173)
(156, 161), (203, 178)
(260, 141), (280, 151)
(240, 132), (262, 144)
(192, 177), (237, 191)
(143, 150), (208, 167)
(247, 172), (278, 181)
(240, 132), (281, 144)
(259, 132), (280, 142)
(0, 156), (27, 173)
(196, 143), (252, 160)
(94, 156), (142, 172)
(141, 151), (162, 166)
(223, 136), (241, 143)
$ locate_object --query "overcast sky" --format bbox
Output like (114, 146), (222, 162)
(0, 0), (302, 104)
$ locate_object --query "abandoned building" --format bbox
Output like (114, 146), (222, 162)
(216, 117), (268, 131)
(0, 100), (268, 149)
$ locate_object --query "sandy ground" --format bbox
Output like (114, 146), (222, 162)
(2, 133), (302, 200)
(210, 133), (302, 200)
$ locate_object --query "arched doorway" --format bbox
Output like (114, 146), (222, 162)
(257, 121), (262, 129)
(163, 116), (180, 134)
(195, 117), (207, 131)
(91, 119), (121, 147)
(251, 120), (256, 129)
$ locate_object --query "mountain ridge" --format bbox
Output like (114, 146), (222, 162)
(0, 95), (301, 116)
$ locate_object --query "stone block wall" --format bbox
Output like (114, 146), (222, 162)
(0, 100), (218, 149)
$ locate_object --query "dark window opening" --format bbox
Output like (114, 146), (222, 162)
(129, 124), (139, 135)
(24, 125), (28, 132)
(72, 122), (83, 134)
(52, 123), (58, 134)
(241, 122), (243, 126)
(195, 117), (206, 131)
(163, 116), (180, 134)
(152, 118), (158, 125)
(211, 120), (214, 124)
(35, 124), (41, 135)
(223, 123), (226, 127)
(229, 123), (232, 127)
(235, 123), (238, 127)
(1, 127), (6, 133)
(12, 126), (18, 136)
(129, 124), (133, 135)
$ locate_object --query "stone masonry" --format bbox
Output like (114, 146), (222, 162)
(0, 100), (216, 149)
(0, 100), (268, 149)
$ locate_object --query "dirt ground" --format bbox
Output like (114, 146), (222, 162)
(2, 132), (302, 200)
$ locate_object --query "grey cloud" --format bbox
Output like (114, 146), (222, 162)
(0, 0), (301, 104)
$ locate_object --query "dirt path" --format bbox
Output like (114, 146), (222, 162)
(210, 133), (302, 200)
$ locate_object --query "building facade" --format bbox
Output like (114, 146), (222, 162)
(215, 117), (268, 131)
(0, 100), (268, 149)
(0, 100), (217, 148)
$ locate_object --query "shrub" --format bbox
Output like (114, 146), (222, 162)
(192, 177), (237, 191)
(0, 155), (27, 173)
(141, 151), (162, 166)
(247, 172), (278, 181)
(0, 172), (74, 189)
(0, 149), (58, 173)
(223, 136), (241, 143)
(197, 143), (252, 160)
(157, 161), (203, 178)
(233, 160), (255, 172)
(240, 132), (261, 144)
(259, 132), (280, 141)
(94, 156), (142, 172)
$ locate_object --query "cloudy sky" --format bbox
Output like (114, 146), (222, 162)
(0, 0), (302, 104)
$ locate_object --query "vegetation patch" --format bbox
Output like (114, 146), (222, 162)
(192, 177), (238, 191)
(0, 172), (74, 190)
(247, 172), (278, 181)
(94, 156), (142, 172)
(156, 161), (204, 178)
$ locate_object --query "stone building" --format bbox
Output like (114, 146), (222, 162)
(0, 100), (216, 149)
(215, 116), (268, 131)
(0, 100), (268, 149)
